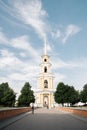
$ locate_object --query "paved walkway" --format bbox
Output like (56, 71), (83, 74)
(35, 107), (71, 114)
(0, 108), (87, 130)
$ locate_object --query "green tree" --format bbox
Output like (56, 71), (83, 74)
(54, 82), (67, 106)
(54, 82), (79, 106)
(0, 82), (16, 107)
(18, 82), (35, 107)
(0, 83), (9, 103)
(80, 84), (87, 104)
(67, 87), (79, 106)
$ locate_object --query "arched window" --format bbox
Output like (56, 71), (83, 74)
(44, 59), (47, 62)
(44, 80), (48, 88)
(44, 66), (47, 73)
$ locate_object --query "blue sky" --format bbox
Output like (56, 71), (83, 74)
(0, 0), (87, 96)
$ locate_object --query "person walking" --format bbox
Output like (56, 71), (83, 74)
(31, 103), (34, 114)
(47, 104), (49, 109)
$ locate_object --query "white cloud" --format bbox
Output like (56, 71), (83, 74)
(7, 0), (48, 41)
(52, 57), (87, 72)
(0, 29), (40, 62)
(56, 30), (62, 38)
(52, 57), (87, 90)
(52, 24), (81, 44)
(19, 52), (27, 57)
(0, 48), (39, 73)
(51, 30), (62, 39)
(11, 35), (39, 58)
(11, 35), (30, 50)
(0, 48), (39, 94)
(0, 49), (24, 71)
(62, 24), (81, 43)
(8, 73), (28, 81)
(54, 73), (66, 90)
(0, 0), (85, 96)
(52, 58), (67, 69)
(52, 58), (78, 70)
(0, 31), (8, 44)
(0, 49), (13, 57)
(0, 31), (40, 93)
(47, 44), (52, 52)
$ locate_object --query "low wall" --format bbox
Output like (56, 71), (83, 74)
(57, 107), (87, 117)
(0, 107), (32, 120)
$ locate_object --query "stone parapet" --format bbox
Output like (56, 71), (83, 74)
(57, 107), (87, 117)
(0, 107), (31, 120)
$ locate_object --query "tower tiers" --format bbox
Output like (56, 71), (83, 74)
(35, 54), (54, 108)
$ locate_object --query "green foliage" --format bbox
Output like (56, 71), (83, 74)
(18, 82), (35, 107)
(0, 83), (16, 107)
(67, 87), (80, 105)
(54, 82), (66, 106)
(80, 84), (87, 104)
(54, 82), (79, 106)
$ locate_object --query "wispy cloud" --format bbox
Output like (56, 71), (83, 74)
(11, 35), (40, 59)
(54, 73), (66, 90)
(0, 48), (39, 92)
(51, 29), (62, 39)
(52, 24), (81, 43)
(0, 0), (86, 94)
(52, 57), (87, 71)
(0, 49), (24, 70)
(62, 24), (81, 43)
(46, 43), (52, 52)
(0, 30), (40, 60)
(53, 57), (87, 90)
(5, 0), (48, 41)
(19, 52), (27, 58)
(0, 30), (40, 90)
(0, 31), (8, 44)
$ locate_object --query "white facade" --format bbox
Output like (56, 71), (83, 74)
(35, 55), (54, 108)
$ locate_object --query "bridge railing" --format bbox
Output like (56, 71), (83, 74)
(0, 107), (32, 120)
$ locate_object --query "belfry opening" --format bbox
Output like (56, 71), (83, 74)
(44, 66), (47, 73)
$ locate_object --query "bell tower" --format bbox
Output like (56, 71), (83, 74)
(39, 55), (53, 90)
(35, 39), (54, 108)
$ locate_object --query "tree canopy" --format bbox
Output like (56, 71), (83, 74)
(80, 84), (87, 104)
(18, 82), (35, 107)
(0, 82), (16, 107)
(54, 82), (79, 106)
(54, 82), (66, 105)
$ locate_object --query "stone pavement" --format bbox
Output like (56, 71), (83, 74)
(36, 107), (87, 122)
(36, 107), (68, 114)
(0, 111), (31, 129)
(0, 108), (87, 130)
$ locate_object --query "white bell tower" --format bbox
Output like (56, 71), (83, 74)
(35, 39), (54, 108)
